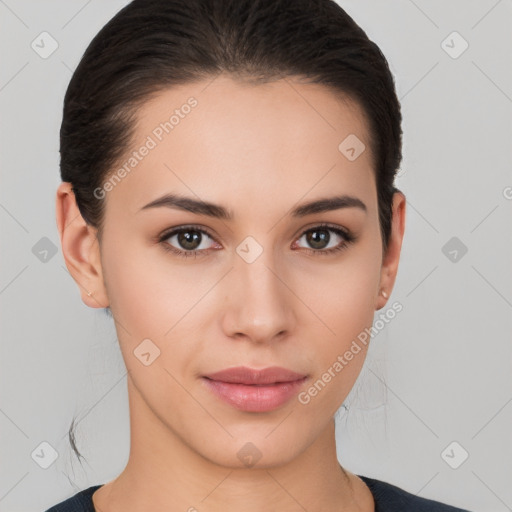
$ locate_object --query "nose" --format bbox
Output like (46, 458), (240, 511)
(221, 247), (296, 345)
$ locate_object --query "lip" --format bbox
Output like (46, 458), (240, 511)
(202, 366), (308, 412)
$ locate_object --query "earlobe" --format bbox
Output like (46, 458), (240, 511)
(375, 190), (406, 311)
(56, 182), (109, 308)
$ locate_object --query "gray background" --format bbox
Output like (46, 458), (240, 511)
(1, 1), (511, 511)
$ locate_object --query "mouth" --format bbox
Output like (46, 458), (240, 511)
(201, 366), (308, 412)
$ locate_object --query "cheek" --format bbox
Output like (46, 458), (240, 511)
(101, 238), (214, 339)
(101, 241), (205, 392)
(325, 267), (380, 345)
(297, 283), (376, 414)
(300, 242), (381, 350)
(298, 240), (381, 400)
(101, 238), (222, 390)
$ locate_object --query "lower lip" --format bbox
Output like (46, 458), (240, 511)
(202, 377), (308, 412)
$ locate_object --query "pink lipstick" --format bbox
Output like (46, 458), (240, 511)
(202, 366), (308, 412)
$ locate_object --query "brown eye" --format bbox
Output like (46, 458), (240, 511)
(305, 228), (331, 250)
(174, 229), (203, 251)
(293, 224), (356, 256)
(297, 226), (348, 250)
(159, 226), (218, 257)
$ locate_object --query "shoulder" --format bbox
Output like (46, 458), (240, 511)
(358, 475), (473, 512)
(43, 485), (102, 512)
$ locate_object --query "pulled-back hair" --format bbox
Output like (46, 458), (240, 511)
(61, 0), (402, 460)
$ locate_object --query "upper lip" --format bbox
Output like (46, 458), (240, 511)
(203, 366), (307, 385)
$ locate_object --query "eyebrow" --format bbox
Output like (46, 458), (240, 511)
(139, 193), (367, 219)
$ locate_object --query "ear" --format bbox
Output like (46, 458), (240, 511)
(375, 190), (406, 310)
(56, 182), (109, 308)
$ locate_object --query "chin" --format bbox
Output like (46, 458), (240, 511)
(185, 427), (305, 470)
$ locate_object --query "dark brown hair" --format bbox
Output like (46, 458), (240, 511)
(62, 0), (402, 460)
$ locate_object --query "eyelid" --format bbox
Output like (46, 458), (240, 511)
(293, 221), (350, 239)
(158, 224), (220, 249)
(158, 223), (216, 239)
(292, 222), (355, 252)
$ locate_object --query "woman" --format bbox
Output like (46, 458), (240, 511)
(46, 0), (472, 510)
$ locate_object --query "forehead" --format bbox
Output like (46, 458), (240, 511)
(106, 74), (377, 220)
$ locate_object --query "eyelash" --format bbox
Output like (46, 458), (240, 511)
(157, 223), (356, 259)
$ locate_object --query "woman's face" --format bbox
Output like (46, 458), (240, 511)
(66, 74), (404, 468)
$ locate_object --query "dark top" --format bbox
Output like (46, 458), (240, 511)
(44, 475), (473, 511)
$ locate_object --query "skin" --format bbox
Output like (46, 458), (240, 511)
(56, 74), (406, 512)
